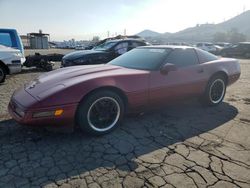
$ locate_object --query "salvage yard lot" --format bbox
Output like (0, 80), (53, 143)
(0, 58), (249, 187)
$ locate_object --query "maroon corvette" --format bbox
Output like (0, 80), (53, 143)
(9, 46), (240, 135)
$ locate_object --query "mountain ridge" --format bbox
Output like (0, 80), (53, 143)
(136, 10), (250, 42)
(136, 29), (162, 37)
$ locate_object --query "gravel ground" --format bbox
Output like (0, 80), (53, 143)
(0, 59), (249, 187)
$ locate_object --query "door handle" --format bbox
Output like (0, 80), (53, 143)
(197, 68), (204, 73)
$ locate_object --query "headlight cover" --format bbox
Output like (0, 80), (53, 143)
(37, 84), (65, 99)
(14, 52), (22, 57)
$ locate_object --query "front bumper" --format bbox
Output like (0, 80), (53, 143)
(8, 99), (78, 128)
(8, 63), (22, 74)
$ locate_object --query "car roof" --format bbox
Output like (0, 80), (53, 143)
(0, 28), (17, 32)
(106, 39), (146, 43)
(138, 45), (194, 49)
(239, 42), (250, 45)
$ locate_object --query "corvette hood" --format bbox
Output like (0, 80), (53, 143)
(24, 64), (123, 99)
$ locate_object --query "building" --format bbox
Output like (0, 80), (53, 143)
(20, 35), (30, 49)
(27, 30), (50, 49)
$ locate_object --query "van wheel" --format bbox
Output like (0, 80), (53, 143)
(76, 90), (125, 135)
(202, 75), (226, 106)
(0, 66), (6, 83)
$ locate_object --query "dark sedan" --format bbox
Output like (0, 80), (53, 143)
(61, 39), (147, 67)
(221, 42), (250, 58)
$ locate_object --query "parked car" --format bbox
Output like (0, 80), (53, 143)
(196, 42), (221, 54)
(61, 39), (147, 67)
(75, 45), (86, 50)
(91, 35), (145, 49)
(220, 42), (250, 58)
(0, 28), (25, 83)
(9, 46), (240, 135)
(166, 42), (192, 46)
(214, 42), (232, 48)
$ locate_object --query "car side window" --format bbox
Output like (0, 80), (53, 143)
(165, 48), (199, 67)
(127, 41), (145, 51)
(114, 42), (129, 55)
(196, 49), (218, 63)
(130, 41), (144, 48)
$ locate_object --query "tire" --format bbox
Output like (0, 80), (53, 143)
(202, 75), (226, 106)
(0, 66), (6, 83)
(38, 58), (47, 70)
(45, 64), (53, 71)
(76, 90), (125, 135)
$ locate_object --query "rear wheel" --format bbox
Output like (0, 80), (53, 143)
(202, 75), (226, 106)
(0, 66), (6, 83)
(76, 90), (125, 135)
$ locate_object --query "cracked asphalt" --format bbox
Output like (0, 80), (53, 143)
(0, 60), (249, 188)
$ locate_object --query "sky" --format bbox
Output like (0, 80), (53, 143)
(0, 0), (250, 41)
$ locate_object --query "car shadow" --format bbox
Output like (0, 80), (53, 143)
(0, 101), (238, 187)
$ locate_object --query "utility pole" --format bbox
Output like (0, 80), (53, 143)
(107, 31), (110, 38)
(124, 29), (126, 36)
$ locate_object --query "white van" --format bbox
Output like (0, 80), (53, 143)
(0, 29), (25, 83)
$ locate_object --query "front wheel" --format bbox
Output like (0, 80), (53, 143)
(202, 75), (226, 106)
(76, 90), (125, 135)
(0, 66), (6, 83)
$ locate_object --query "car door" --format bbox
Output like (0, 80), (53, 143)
(149, 48), (206, 106)
(89, 53), (110, 64)
(234, 45), (242, 56)
(229, 44), (243, 56)
(239, 44), (250, 56)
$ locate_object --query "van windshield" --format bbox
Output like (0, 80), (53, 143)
(0, 31), (18, 48)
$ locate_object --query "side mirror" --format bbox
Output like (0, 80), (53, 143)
(160, 63), (177, 75)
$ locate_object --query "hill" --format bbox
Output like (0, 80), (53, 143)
(169, 10), (250, 42)
(136, 30), (161, 38)
(136, 10), (250, 42)
(219, 10), (250, 35)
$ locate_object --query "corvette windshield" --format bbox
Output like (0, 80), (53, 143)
(108, 48), (172, 70)
(93, 41), (117, 51)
